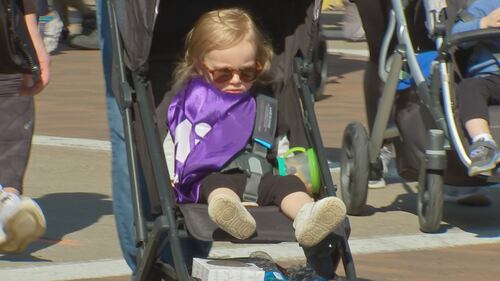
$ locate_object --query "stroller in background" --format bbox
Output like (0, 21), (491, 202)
(340, 0), (500, 233)
(107, 0), (356, 280)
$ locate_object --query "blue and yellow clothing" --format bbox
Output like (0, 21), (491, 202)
(451, 0), (500, 77)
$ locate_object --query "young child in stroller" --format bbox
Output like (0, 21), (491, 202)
(167, 8), (346, 247)
(453, 0), (500, 176)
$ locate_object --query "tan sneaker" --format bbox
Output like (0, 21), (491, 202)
(0, 196), (46, 253)
(293, 197), (346, 247)
(208, 194), (256, 240)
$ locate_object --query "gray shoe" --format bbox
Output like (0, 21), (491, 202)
(468, 140), (499, 177)
(68, 29), (99, 50)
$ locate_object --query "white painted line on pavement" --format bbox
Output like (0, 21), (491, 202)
(33, 135), (111, 151)
(327, 48), (369, 57)
(349, 228), (500, 255)
(0, 259), (132, 281)
(210, 228), (500, 260)
(1, 228), (500, 280)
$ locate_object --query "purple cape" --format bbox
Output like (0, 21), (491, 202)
(167, 78), (256, 203)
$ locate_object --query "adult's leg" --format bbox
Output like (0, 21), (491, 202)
(355, 0), (432, 130)
(96, 0), (137, 273)
(355, 0), (391, 130)
(0, 85), (45, 254)
(0, 95), (34, 194)
(96, 1), (210, 275)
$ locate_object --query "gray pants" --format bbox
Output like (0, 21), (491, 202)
(0, 95), (34, 193)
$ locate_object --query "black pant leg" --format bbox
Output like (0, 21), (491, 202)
(199, 172), (247, 203)
(0, 96), (34, 193)
(458, 76), (500, 124)
(257, 174), (308, 207)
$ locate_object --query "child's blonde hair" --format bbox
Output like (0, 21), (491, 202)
(173, 8), (273, 90)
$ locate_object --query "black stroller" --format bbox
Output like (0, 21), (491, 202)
(106, 0), (356, 280)
(340, 0), (500, 232)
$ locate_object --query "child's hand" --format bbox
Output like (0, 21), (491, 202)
(480, 8), (500, 29)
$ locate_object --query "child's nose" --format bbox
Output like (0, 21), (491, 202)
(230, 73), (242, 84)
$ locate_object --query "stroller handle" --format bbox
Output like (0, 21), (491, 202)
(445, 28), (500, 51)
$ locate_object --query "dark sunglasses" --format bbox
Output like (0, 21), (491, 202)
(203, 63), (262, 84)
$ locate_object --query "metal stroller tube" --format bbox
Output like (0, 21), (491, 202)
(379, 10), (396, 82)
(392, 0), (426, 86)
(440, 61), (471, 166)
(423, 0), (447, 38)
(391, 0), (448, 137)
(107, 0), (148, 256)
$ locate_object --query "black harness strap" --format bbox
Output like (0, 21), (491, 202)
(221, 93), (278, 202)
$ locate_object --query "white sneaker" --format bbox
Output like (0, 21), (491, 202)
(368, 178), (387, 189)
(208, 194), (256, 240)
(379, 145), (394, 176)
(0, 192), (46, 253)
(293, 197), (346, 247)
(368, 145), (394, 189)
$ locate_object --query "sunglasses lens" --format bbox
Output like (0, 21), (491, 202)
(209, 65), (261, 83)
(212, 68), (234, 83)
(239, 67), (258, 82)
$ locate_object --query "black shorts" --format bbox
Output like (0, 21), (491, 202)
(199, 171), (307, 206)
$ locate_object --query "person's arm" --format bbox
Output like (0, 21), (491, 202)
(479, 7), (500, 29)
(19, 12), (51, 96)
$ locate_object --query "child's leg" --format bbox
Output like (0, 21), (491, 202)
(258, 174), (346, 247)
(286, 193), (346, 247)
(458, 76), (500, 176)
(465, 118), (492, 141)
(280, 191), (313, 218)
(200, 173), (256, 240)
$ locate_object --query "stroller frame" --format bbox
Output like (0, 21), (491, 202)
(340, 0), (500, 233)
(107, 1), (357, 280)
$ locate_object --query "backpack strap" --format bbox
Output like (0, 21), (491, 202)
(456, 9), (473, 23)
(455, 0), (477, 23)
(221, 93), (278, 202)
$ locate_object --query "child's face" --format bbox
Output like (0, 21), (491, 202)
(203, 39), (259, 94)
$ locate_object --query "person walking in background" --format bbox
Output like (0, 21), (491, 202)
(0, 0), (51, 254)
(52, 0), (99, 50)
(342, 0), (365, 42)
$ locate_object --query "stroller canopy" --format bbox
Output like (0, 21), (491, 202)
(111, 0), (320, 74)
(111, 0), (159, 72)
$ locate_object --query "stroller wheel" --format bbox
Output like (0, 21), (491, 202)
(417, 165), (443, 233)
(340, 122), (370, 215)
